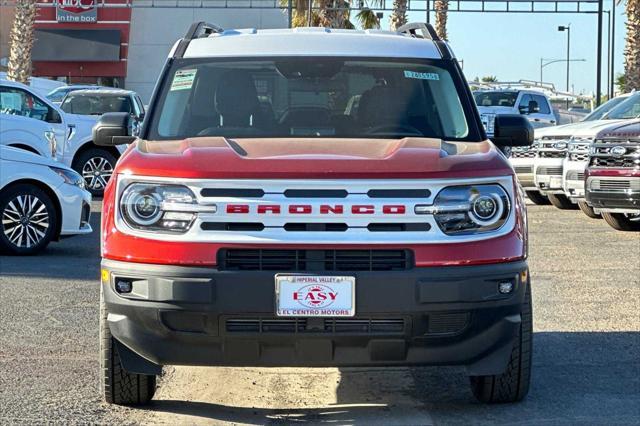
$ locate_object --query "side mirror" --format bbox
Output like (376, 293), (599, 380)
(528, 100), (540, 113)
(93, 112), (136, 146)
(492, 114), (534, 147)
(518, 106), (529, 115)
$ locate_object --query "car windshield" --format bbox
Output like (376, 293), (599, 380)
(47, 87), (71, 102)
(61, 94), (133, 115)
(147, 57), (474, 141)
(603, 93), (640, 120)
(583, 96), (627, 121)
(473, 91), (518, 108)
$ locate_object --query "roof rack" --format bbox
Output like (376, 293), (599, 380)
(174, 21), (223, 58)
(185, 21), (224, 40)
(396, 22), (439, 41)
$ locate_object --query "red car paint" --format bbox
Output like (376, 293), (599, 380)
(101, 137), (526, 267)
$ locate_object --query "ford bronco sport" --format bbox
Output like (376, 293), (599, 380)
(94, 22), (534, 405)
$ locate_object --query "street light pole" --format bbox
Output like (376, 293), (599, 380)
(558, 24), (571, 108)
(540, 58), (587, 87)
(610, 0), (616, 96)
(604, 10), (611, 98)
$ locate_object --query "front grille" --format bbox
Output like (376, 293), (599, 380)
(566, 171), (585, 181)
(426, 312), (471, 335)
(536, 166), (563, 176)
(511, 148), (536, 158)
(514, 165), (533, 174)
(225, 318), (405, 334)
(590, 142), (640, 168)
(590, 179), (640, 192)
(218, 249), (413, 271)
(539, 151), (567, 159)
(569, 153), (589, 162)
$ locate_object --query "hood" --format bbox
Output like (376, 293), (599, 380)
(0, 145), (69, 169)
(116, 137), (513, 179)
(476, 106), (517, 115)
(534, 119), (628, 139)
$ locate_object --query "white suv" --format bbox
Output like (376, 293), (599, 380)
(475, 89), (556, 136)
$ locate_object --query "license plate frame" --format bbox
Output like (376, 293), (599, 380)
(275, 275), (356, 317)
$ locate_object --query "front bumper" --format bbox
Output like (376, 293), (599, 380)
(562, 159), (588, 201)
(534, 158), (565, 194)
(102, 258), (529, 375)
(586, 176), (640, 213)
(56, 182), (92, 236)
(510, 157), (536, 190)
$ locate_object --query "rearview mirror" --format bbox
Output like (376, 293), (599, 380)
(491, 115), (534, 147)
(93, 112), (136, 146)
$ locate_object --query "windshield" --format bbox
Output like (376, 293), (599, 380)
(47, 87), (72, 102)
(603, 93), (640, 120)
(473, 91), (518, 108)
(61, 94), (133, 115)
(147, 58), (475, 141)
(583, 96), (627, 121)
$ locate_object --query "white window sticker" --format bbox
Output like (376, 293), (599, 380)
(170, 69), (197, 91)
(404, 70), (440, 81)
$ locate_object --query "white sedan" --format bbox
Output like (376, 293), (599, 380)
(0, 146), (92, 255)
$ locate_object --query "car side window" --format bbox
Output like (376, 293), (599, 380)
(0, 86), (59, 123)
(518, 94), (532, 109)
(533, 95), (551, 114)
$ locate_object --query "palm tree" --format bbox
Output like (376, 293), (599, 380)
(622, 0), (640, 91)
(434, 0), (449, 40)
(283, 0), (353, 28)
(356, 0), (384, 29)
(7, 0), (38, 84)
(389, 0), (408, 30)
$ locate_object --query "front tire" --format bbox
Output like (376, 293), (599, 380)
(602, 213), (640, 232)
(547, 193), (577, 210)
(74, 148), (117, 197)
(100, 287), (156, 405)
(525, 191), (551, 205)
(469, 278), (532, 404)
(0, 184), (57, 255)
(578, 201), (601, 219)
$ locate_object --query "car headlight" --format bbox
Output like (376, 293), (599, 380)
(120, 183), (214, 233)
(51, 166), (84, 189)
(415, 184), (510, 235)
(44, 130), (57, 159)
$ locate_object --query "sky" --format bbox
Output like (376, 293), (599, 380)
(386, 0), (628, 96)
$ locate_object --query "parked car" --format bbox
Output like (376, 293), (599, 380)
(580, 93), (633, 122)
(46, 84), (106, 105)
(95, 22), (534, 406)
(60, 89), (144, 195)
(585, 120), (640, 231)
(475, 89), (556, 136)
(534, 92), (640, 209)
(1, 79), (69, 155)
(1, 109), (58, 159)
(0, 146), (92, 254)
(509, 142), (549, 205)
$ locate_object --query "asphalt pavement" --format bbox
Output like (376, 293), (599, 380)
(0, 201), (638, 425)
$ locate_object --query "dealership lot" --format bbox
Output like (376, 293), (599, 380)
(0, 202), (638, 425)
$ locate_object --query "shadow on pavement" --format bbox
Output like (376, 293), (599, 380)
(0, 213), (101, 281)
(141, 331), (640, 425)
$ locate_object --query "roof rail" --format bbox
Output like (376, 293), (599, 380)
(396, 22), (439, 41)
(173, 21), (223, 58)
(185, 21), (224, 40)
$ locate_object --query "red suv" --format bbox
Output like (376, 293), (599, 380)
(94, 22), (534, 405)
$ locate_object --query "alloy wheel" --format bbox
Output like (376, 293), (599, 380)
(82, 156), (114, 190)
(1, 194), (50, 248)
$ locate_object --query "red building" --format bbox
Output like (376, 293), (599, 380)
(33, 0), (131, 85)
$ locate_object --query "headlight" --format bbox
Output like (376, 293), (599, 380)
(415, 184), (510, 235)
(120, 183), (214, 233)
(51, 166), (84, 188)
(45, 130), (57, 159)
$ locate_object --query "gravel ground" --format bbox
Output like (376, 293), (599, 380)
(0, 201), (638, 425)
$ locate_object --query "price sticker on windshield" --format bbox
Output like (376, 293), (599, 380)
(170, 69), (197, 91)
(404, 70), (440, 81)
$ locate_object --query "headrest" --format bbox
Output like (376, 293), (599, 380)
(215, 71), (259, 121)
